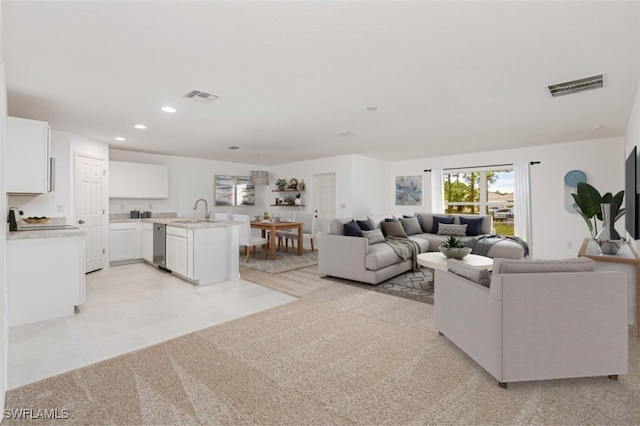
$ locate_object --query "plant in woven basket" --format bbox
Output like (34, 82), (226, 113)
(440, 236), (471, 259)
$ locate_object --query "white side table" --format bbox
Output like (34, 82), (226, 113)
(417, 252), (493, 284)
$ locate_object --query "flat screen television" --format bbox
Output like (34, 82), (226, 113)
(625, 146), (639, 240)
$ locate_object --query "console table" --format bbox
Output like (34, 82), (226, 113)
(578, 238), (639, 337)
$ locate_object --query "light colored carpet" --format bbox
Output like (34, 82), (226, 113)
(4, 266), (640, 425)
(238, 247), (318, 273)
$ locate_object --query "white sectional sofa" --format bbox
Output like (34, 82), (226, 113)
(435, 257), (628, 387)
(318, 212), (527, 285)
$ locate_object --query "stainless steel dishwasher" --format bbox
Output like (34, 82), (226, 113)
(153, 223), (166, 267)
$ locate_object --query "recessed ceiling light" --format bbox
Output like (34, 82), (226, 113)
(114, 137), (126, 141)
(228, 145), (240, 150)
(335, 130), (356, 137)
(161, 106), (176, 113)
(134, 124), (147, 130)
(591, 124), (604, 131)
(366, 105), (378, 111)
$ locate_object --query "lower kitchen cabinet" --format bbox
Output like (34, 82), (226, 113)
(166, 227), (189, 277)
(109, 222), (142, 263)
(7, 233), (85, 326)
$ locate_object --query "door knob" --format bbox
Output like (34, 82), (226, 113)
(78, 219), (85, 224)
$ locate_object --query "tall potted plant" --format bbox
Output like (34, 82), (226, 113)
(572, 182), (625, 254)
(571, 182), (624, 238)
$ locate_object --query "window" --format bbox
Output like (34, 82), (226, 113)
(443, 168), (514, 236)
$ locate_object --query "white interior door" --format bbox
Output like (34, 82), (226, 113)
(75, 154), (104, 273)
(313, 173), (336, 235)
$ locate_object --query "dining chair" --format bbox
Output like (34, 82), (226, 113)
(232, 214), (268, 262)
(277, 212), (316, 252)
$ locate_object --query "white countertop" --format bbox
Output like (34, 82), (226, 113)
(110, 217), (238, 229)
(7, 227), (86, 240)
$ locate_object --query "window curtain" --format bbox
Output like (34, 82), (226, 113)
(430, 168), (444, 213)
(514, 162), (532, 257)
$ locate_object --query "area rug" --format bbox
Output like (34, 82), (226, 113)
(5, 266), (640, 425)
(322, 267), (434, 304)
(238, 247), (318, 273)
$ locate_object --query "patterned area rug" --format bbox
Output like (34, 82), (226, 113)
(323, 267), (434, 304)
(239, 248), (318, 274)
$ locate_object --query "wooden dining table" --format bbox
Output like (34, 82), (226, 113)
(250, 221), (303, 260)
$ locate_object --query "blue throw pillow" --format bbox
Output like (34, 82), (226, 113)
(384, 217), (398, 222)
(459, 216), (484, 236)
(343, 220), (362, 237)
(431, 215), (454, 234)
(356, 219), (374, 231)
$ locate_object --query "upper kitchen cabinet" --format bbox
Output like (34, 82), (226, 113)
(6, 116), (51, 194)
(109, 160), (168, 199)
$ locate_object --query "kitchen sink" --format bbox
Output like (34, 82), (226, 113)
(174, 220), (210, 224)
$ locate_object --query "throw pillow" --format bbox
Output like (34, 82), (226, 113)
(381, 220), (408, 237)
(400, 216), (422, 235)
(436, 223), (468, 236)
(384, 217), (398, 222)
(431, 215), (455, 234)
(459, 216), (484, 236)
(343, 220), (362, 237)
(447, 259), (491, 287)
(356, 219), (374, 231)
(361, 229), (385, 245)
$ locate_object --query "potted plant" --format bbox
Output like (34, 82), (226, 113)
(294, 192), (302, 205)
(571, 182), (624, 238)
(439, 236), (472, 259)
(275, 178), (288, 191)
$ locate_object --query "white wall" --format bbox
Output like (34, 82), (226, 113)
(390, 137), (626, 259)
(109, 149), (267, 218)
(350, 155), (391, 217)
(0, 0), (8, 411)
(625, 78), (640, 249)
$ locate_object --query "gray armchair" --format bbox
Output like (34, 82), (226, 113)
(435, 257), (629, 388)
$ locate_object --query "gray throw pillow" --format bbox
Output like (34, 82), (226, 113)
(381, 220), (407, 237)
(361, 229), (385, 245)
(436, 223), (468, 236)
(447, 259), (491, 287)
(400, 216), (422, 235)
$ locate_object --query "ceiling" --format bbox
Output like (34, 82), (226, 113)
(3, 1), (640, 166)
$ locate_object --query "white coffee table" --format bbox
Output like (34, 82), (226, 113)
(417, 252), (493, 284)
(417, 252), (493, 271)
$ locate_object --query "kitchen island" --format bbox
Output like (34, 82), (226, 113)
(110, 216), (239, 286)
(7, 227), (86, 326)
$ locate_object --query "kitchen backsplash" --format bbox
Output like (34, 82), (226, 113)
(109, 212), (178, 221)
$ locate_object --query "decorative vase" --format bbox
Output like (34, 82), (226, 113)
(596, 203), (624, 255)
(298, 179), (306, 191)
(439, 246), (472, 259)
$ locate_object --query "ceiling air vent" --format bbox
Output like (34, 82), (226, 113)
(547, 74), (605, 97)
(184, 90), (219, 103)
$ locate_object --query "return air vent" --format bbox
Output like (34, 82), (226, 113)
(548, 74), (605, 97)
(184, 90), (219, 103)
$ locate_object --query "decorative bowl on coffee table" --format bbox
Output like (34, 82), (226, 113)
(440, 246), (472, 259)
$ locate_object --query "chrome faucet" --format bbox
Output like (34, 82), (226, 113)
(193, 198), (210, 221)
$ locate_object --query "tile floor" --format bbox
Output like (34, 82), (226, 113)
(7, 262), (296, 390)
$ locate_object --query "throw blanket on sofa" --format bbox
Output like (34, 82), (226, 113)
(385, 236), (422, 272)
(463, 235), (530, 257)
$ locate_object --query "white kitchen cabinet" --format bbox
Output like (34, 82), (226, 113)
(109, 161), (138, 198)
(138, 163), (169, 198)
(109, 160), (168, 199)
(7, 234), (85, 326)
(141, 222), (153, 263)
(109, 222), (141, 263)
(6, 116), (51, 194)
(166, 226), (190, 277)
